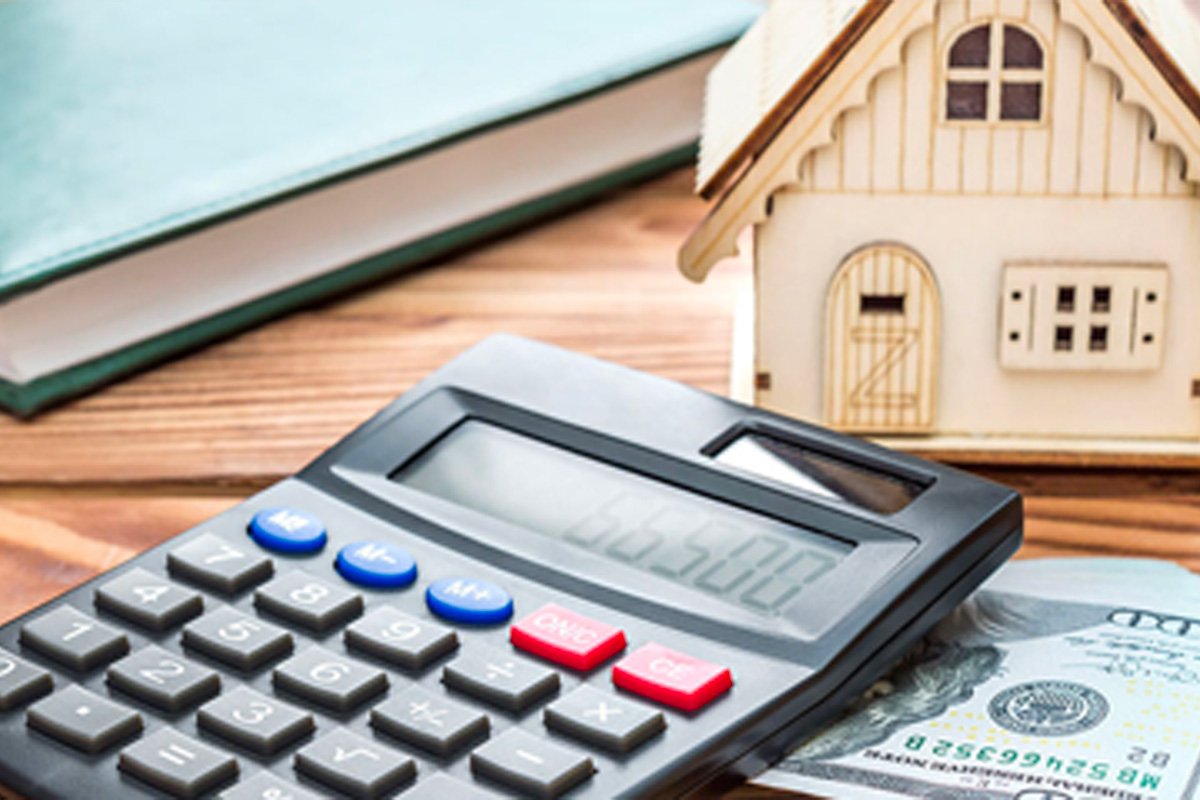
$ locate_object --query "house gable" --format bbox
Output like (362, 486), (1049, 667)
(680, 0), (1200, 282)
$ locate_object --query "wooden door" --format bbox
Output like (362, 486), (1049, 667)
(824, 244), (939, 433)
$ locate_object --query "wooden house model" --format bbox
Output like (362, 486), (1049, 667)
(679, 0), (1200, 458)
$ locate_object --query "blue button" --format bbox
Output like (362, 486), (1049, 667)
(248, 507), (327, 554)
(336, 541), (417, 588)
(426, 577), (513, 625)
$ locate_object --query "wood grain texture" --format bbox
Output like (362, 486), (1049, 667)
(0, 166), (1197, 800)
(0, 171), (749, 488)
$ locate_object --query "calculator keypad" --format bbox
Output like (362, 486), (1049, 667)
(254, 572), (363, 633)
(510, 603), (627, 671)
(95, 567), (203, 632)
(197, 686), (314, 756)
(20, 605), (130, 672)
(107, 645), (220, 712)
(470, 726), (595, 798)
(219, 771), (326, 800)
(272, 645), (387, 713)
(0, 648), (52, 711)
(371, 685), (489, 757)
(168, 533), (274, 595)
(544, 685), (665, 754)
(0, 497), (744, 800)
(183, 607), (294, 671)
(344, 607), (458, 670)
(119, 728), (239, 798)
(294, 726), (416, 799)
(27, 685), (143, 754)
(611, 641), (733, 712)
(402, 772), (504, 798)
(443, 645), (561, 713)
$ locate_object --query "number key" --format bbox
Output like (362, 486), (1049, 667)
(168, 532), (273, 594)
(254, 572), (363, 633)
(344, 606), (458, 670)
(20, 605), (129, 671)
(0, 647), (52, 711)
(198, 686), (314, 756)
(106, 645), (220, 712)
(272, 645), (387, 713)
(183, 606), (293, 671)
(219, 770), (327, 800)
(95, 567), (203, 631)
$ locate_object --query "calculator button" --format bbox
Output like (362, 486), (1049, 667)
(400, 772), (503, 799)
(0, 648), (53, 710)
(470, 727), (594, 799)
(442, 645), (560, 713)
(168, 533), (274, 594)
(254, 571), (363, 633)
(20, 605), (130, 671)
(248, 508), (327, 554)
(119, 728), (239, 798)
(107, 645), (220, 712)
(183, 606), (294, 671)
(294, 727), (415, 799)
(510, 603), (626, 671)
(198, 686), (314, 756)
(273, 645), (387, 713)
(95, 567), (204, 632)
(26, 685), (142, 754)
(370, 685), (489, 757)
(544, 685), (665, 754)
(219, 771), (326, 800)
(336, 540), (418, 588)
(611, 642), (732, 712)
(344, 607), (458, 670)
(426, 577), (513, 625)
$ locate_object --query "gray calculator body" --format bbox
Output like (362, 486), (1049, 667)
(0, 335), (1021, 798)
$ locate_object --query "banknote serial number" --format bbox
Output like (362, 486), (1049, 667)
(903, 736), (1165, 791)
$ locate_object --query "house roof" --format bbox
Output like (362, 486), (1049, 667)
(696, 0), (1200, 200)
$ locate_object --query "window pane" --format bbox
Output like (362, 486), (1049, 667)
(1054, 326), (1074, 352)
(1001, 82), (1042, 120)
(1089, 325), (1109, 352)
(1056, 286), (1075, 312)
(1092, 286), (1111, 313)
(947, 81), (988, 120)
(949, 25), (990, 67)
(1003, 25), (1043, 68)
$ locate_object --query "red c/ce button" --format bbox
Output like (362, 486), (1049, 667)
(510, 603), (627, 671)
(611, 642), (732, 712)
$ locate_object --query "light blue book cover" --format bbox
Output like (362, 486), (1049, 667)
(0, 0), (759, 414)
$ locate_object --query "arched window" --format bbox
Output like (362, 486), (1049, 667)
(945, 21), (1044, 123)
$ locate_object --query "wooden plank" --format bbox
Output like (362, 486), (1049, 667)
(0, 170), (752, 488)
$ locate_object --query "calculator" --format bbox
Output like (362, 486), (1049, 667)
(0, 335), (1021, 799)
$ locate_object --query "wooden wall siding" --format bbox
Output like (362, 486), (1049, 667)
(792, 0), (1197, 199)
(824, 244), (939, 432)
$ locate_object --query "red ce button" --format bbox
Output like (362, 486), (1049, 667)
(510, 603), (627, 671)
(611, 642), (732, 712)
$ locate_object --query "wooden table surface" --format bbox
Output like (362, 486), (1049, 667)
(1, 168), (1198, 796)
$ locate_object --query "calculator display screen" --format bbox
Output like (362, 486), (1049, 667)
(395, 420), (852, 616)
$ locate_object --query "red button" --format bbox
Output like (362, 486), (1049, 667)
(611, 642), (732, 712)
(510, 603), (627, 671)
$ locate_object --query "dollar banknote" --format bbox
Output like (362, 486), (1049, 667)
(754, 559), (1200, 800)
